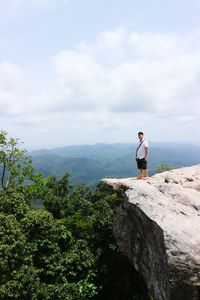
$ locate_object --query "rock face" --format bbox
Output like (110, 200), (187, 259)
(102, 165), (200, 300)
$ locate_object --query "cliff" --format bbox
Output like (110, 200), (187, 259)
(102, 165), (200, 300)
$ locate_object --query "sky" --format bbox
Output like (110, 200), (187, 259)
(1, 0), (200, 149)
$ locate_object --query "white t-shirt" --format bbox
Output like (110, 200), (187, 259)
(136, 139), (148, 159)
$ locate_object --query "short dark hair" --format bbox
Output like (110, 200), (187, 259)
(138, 131), (144, 135)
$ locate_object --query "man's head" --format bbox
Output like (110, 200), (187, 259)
(138, 131), (144, 141)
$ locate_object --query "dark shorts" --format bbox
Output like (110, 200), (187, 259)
(137, 158), (147, 170)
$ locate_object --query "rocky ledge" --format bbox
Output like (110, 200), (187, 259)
(102, 165), (200, 300)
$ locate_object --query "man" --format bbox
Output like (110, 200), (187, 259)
(135, 132), (149, 180)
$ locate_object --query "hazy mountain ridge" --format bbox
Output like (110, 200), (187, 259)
(30, 143), (200, 188)
(30, 143), (134, 163)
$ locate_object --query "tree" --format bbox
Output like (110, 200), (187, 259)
(0, 131), (33, 190)
(155, 163), (174, 173)
(0, 131), (150, 299)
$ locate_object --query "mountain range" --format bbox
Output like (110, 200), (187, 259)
(30, 143), (200, 188)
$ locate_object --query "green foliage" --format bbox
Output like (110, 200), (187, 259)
(45, 173), (71, 197)
(0, 213), (26, 282)
(0, 190), (29, 220)
(0, 176), (149, 299)
(0, 132), (150, 300)
(155, 163), (174, 173)
(0, 131), (34, 190)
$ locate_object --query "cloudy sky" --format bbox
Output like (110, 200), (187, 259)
(1, 0), (200, 149)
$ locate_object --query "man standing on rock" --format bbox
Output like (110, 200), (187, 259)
(135, 132), (149, 180)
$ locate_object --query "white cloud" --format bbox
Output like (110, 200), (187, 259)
(48, 30), (200, 116)
(0, 62), (25, 116)
(2, 27), (200, 147)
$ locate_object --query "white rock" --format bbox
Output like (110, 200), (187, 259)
(102, 165), (200, 300)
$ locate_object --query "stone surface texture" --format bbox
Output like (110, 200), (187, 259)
(102, 165), (200, 300)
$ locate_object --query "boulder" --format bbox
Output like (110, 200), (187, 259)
(102, 165), (200, 300)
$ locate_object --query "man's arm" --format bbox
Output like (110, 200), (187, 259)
(145, 147), (148, 161)
(135, 149), (138, 161)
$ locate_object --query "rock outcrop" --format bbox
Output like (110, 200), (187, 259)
(102, 165), (200, 300)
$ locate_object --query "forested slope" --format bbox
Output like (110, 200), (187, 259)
(0, 131), (149, 300)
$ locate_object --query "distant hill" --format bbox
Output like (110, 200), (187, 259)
(31, 143), (134, 163)
(30, 143), (200, 188)
(32, 155), (108, 188)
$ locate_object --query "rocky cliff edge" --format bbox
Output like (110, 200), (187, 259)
(102, 165), (200, 300)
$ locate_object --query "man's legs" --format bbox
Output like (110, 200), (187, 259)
(137, 158), (149, 179)
(137, 169), (143, 179)
(143, 168), (148, 178)
(140, 159), (148, 179)
(141, 168), (145, 178)
(136, 159), (143, 179)
(137, 169), (148, 179)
